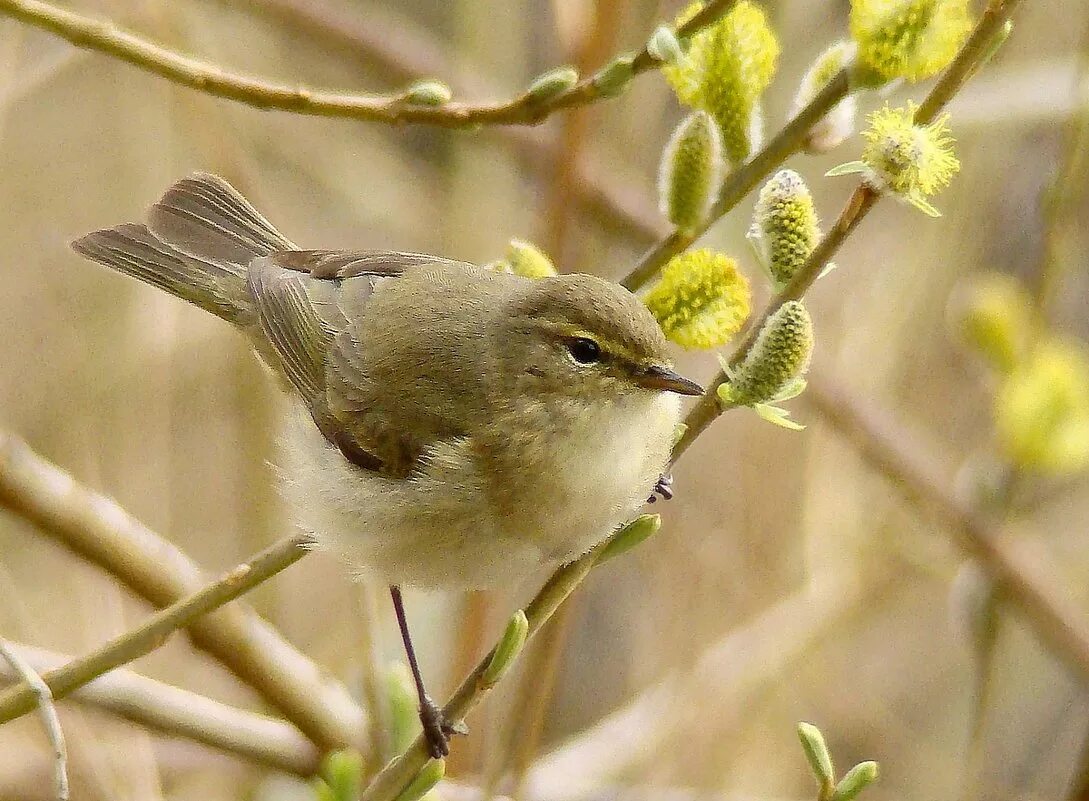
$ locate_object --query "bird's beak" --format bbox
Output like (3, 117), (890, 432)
(633, 364), (704, 396)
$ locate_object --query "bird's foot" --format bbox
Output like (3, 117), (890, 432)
(647, 472), (674, 503)
(419, 695), (468, 759)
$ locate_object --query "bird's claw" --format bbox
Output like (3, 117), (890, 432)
(647, 472), (674, 503)
(419, 695), (467, 759)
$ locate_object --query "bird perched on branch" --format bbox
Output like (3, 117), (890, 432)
(72, 173), (702, 757)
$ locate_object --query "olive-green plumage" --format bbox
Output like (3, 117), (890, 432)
(71, 174), (703, 590)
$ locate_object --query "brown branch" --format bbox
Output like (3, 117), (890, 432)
(0, 0), (736, 128)
(0, 642), (319, 776)
(0, 536), (309, 724)
(0, 431), (364, 750)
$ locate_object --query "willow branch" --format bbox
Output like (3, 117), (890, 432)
(675, 0), (1026, 458)
(0, 0), (736, 128)
(0, 535), (308, 726)
(0, 640), (68, 801)
(0, 642), (319, 776)
(239, 0), (664, 245)
(0, 431), (363, 750)
(620, 69), (851, 290)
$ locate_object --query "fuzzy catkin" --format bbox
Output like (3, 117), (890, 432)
(728, 301), (813, 405)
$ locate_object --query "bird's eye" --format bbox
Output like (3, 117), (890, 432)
(566, 337), (602, 364)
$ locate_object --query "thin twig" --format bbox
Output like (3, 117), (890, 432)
(0, 642), (319, 776)
(0, 431), (364, 750)
(0, 640), (69, 801)
(0, 0), (736, 128)
(0, 535), (308, 725)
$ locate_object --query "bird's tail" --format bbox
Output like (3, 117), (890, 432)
(71, 173), (296, 326)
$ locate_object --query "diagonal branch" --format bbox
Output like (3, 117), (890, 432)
(0, 535), (309, 725)
(0, 431), (364, 750)
(0, 0), (737, 128)
(804, 373), (1089, 680)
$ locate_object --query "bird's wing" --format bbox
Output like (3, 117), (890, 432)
(249, 249), (472, 476)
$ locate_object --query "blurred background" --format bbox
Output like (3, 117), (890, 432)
(0, 0), (1087, 799)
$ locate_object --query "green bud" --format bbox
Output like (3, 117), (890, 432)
(831, 761), (879, 801)
(643, 249), (751, 350)
(402, 79), (452, 106)
(722, 301), (813, 407)
(386, 662), (421, 754)
(526, 66), (579, 103)
(796, 722), (835, 797)
(317, 749), (364, 801)
(505, 239), (558, 279)
(597, 514), (662, 564)
(749, 169), (819, 288)
(482, 609), (529, 687)
(792, 41), (857, 153)
(395, 759), (445, 801)
(659, 110), (723, 233)
(647, 25), (684, 64)
(593, 54), (637, 97)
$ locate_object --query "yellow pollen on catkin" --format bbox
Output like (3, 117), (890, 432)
(643, 248), (751, 350)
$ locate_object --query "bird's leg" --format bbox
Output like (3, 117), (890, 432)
(647, 472), (674, 503)
(389, 585), (466, 758)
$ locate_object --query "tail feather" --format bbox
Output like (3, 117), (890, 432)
(148, 173), (295, 264)
(71, 223), (254, 325)
(71, 173), (296, 325)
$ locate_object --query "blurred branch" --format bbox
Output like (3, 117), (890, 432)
(0, 642), (318, 776)
(0, 431), (364, 750)
(0, 535), (308, 725)
(804, 373), (1089, 682)
(0, 0), (736, 128)
(524, 580), (869, 801)
(0, 640), (68, 801)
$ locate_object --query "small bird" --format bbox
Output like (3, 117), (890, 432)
(72, 173), (703, 757)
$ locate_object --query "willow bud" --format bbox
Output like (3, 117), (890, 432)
(659, 110), (723, 233)
(749, 169), (819, 288)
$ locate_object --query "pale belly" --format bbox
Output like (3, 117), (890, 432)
(279, 394), (679, 589)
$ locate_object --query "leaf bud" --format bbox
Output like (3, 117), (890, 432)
(796, 722), (836, 797)
(401, 79), (452, 106)
(481, 609), (530, 687)
(831, 761), (879, 801)
(526, 66), (579, 103)
(597, 514), (662, 565)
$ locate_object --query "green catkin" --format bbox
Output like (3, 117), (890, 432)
(659, 110), (723, 233)
(725, 301), (813, 406)
(751, 170), (819, 287)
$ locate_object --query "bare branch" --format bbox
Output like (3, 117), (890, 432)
(0, 431), (364, 750)
(0, 640), (68, 801)
(0, 642), (319, 776)
(0, 0), (737, 129)
(0, 536), (308, 725)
